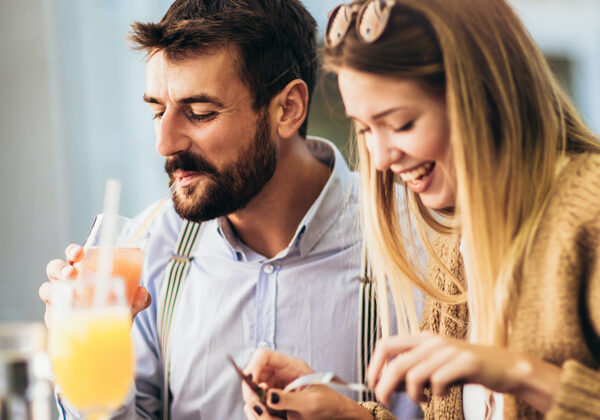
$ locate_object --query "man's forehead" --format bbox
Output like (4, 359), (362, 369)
(147, 44), (241, 71)
(145, 46), (247, 98)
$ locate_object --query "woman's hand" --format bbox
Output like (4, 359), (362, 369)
(242, 349), (373, 420)
(244, 348), (314, 391)
(367, 332), (562, 413)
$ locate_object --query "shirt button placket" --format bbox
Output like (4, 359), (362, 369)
(255, 262), (278, 350)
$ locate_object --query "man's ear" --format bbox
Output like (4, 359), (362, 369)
(270, 79), (309, 140)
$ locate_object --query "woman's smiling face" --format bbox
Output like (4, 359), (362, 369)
(338, 67), (456, 210)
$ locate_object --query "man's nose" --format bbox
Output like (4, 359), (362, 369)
(155, 110), (191, 157)
(366, 133), (402, 171)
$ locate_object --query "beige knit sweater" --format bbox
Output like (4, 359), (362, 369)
(368, 153), (600, 419)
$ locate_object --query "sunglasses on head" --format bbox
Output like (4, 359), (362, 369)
(325, 0), (396, 47)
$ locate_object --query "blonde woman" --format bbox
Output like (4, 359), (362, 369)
(241, 0), (600, 419)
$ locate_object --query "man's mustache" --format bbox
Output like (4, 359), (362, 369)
(164, 152), (217, 176)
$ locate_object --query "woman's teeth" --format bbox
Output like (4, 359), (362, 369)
(399, 162), (434, 182)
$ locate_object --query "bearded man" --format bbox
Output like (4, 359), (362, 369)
(40, 0), (417, 418)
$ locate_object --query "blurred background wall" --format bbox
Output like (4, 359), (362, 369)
(1, 0), (599, 323)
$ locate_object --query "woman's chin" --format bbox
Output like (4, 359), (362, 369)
(418, 190), (455, 211)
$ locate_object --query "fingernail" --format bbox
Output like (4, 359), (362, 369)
(270, 392), (280, 404)
(253, 405), (263, 415)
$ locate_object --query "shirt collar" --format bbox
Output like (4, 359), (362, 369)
(215, 136), (355, 261)
(292, 136), (355, 258)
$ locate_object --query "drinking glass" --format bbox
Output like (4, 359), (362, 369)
(78, 213), (150, 306)
(48, 278), (134, 420)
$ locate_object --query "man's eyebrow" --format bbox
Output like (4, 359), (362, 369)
(143, 94), (159, 104)
(143, 94), (225, 108)
(180, 95), (225, 108)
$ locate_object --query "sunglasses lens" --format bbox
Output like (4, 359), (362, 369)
(326, 5), (352, 46)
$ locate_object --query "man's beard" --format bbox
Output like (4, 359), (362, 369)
(164, 110), (278, 222)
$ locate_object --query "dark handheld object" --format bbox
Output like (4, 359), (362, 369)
(228, 355), (287, 419)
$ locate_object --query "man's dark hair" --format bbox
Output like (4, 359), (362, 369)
(129, 0), (317, 137)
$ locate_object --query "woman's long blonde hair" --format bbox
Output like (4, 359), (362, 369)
(323, 0), (600, 345)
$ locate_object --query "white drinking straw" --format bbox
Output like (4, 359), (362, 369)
(126, 183), (176, 247)
(94, 178), (121, 307)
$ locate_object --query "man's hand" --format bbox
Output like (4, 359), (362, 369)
(39, 244), (151, 327)
(242, 349), (373, 420)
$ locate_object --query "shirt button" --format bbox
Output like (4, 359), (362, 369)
(263, 264), (274, 274)
(258, 341), (270, 348)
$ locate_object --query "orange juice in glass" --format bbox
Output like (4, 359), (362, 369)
(49, 278), (134, 419)
(79, 214), (150, 305)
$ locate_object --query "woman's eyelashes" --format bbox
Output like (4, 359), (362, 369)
(356, 125), (370, 136)
(355, 119), (415, 136)
(393, 120), (414, 132)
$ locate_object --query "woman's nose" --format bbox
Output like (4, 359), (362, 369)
(366, 133), (402, 171)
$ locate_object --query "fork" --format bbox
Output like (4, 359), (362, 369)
(283, 372), (374, 393)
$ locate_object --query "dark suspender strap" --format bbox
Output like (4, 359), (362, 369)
(358, 249), (378, 402)
(157, 220), (202, 420)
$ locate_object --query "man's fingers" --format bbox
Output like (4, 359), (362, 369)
(65, 244), (84, 264)
(130, 286), (151, 318)
(39, 282), (52, 304)
(42, 259), (77, 307)
(46, 259), (71, 281)
(46, 243), (84, 283)
(44, 310), (50, 328)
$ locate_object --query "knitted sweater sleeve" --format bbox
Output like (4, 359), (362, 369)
(546, 360), (600, 419)
(358, 402), (398, 420)
(546, 155), (600, 419)
(546, 221), (600, 419)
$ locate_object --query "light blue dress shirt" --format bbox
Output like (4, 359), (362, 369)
(58, 138), (418, 420)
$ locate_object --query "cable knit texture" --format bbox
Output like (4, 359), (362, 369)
(363, 153), (600, 419)
(359, 401), (398, 420)
(418, 153), (600, 419)
(419, 234), (468, 420)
